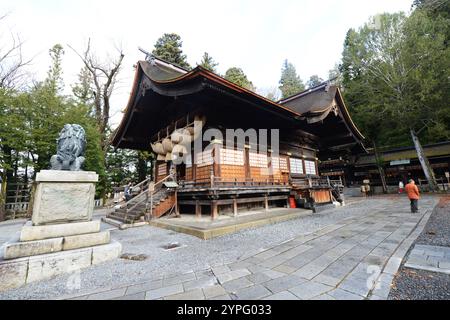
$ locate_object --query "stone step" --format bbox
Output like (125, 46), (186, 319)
(20, 220), (101, 242)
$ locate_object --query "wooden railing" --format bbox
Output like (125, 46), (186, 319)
(177, 175), (334, 191)
(119, 174), (176, 221)
(178, 176), (291, 189)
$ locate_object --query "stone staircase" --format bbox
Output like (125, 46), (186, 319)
(104, 175), (176, 226)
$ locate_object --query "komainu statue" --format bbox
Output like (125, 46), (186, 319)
(50, 124), (86, 171)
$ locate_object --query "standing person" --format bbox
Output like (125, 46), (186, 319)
(398, 180), (404, 193)
(405, 179), (420, 213)
(360, 184), (367, 198)
(124, 182), (132, 201)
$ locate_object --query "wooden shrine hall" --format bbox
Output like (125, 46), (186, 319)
(109, 56), (366, 224)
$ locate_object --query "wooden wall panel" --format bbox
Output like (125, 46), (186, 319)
(185, 167), (193, 180)
(250, 167), (270, 182)
(156, 162), (167, 182)
(196, 165), (213, 181)
(221, 164), (246, 179)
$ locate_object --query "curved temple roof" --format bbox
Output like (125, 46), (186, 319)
(278, 82), (365, 142)
(111, 56), (366, 155)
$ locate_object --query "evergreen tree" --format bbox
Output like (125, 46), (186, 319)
(306, 75), (324, 88)
(152, 33), (191, 69)
(72, 66), (94, 106)
(44, 44), (65, 96)
(340, 11), (450, 147)
(279, 59), (305, 99)
(198, 52), (218, 72)
(224, 67), (255, 91)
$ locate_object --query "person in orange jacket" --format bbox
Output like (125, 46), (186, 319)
(405, 179), (420, 213)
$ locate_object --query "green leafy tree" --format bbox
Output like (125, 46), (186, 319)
(0, 44), (108, 200)
(198, 52), (218, 72)
(224, 67), (255, 91)
(340, 11), (450, 147)
(152, 33), (191, 69)
(412, 0), (450, 19)
(306, 75), (324, 88)
(72, 66), (94, 106)
(279, 59), (305, 99)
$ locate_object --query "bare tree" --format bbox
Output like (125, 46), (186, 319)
(69, 39), (124, 150)
(0, 14), (32, 89)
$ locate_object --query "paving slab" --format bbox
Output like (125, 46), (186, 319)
(125, 280), (163, 295)
(289, 281), (334, 300)
(262, 290), (299, 300)
(234, 285), (272, 300)
(145, 284), (184, 300)
(263, 274), (307, 293)
(165, 289), (205, 300)
(203, 285), (227, 299)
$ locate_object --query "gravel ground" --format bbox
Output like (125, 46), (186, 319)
(389, 196), (450, 300)
(0, 197), (410, 299)
(414, 197), (450, 247)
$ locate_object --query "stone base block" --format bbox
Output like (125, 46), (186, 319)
(4, 227), (110, 259)
(0, 259), (28, 291)
(92, 240), (122, 264)
(0, 241), (122, 292)
(27, 247), (92, 283)
(20, 220), (101, 241)
(62, 231), (110, 251)
(3, 237), (64, 260)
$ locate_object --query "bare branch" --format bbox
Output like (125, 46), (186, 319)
(0, 18), (33, 89)
(68, 39), (125, 151)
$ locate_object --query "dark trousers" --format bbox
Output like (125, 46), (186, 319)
(410, 199), (418, 213)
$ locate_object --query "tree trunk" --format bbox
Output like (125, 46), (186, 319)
(410, 129), (438, 192)
(137, 152), (148, 182)
(373, 142), (388, 193)
(0, 173), (6, 222)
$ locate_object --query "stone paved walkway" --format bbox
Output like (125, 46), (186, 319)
(404, 244), (450, 274)
(62, 196), (438, 300)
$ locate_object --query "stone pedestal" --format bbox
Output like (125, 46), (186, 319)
(0, 170), (122, 292)
(32, 170), (98, 225)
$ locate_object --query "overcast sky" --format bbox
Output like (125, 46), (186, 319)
(1, 0), (413, 127)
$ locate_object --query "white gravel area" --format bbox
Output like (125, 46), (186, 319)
(0, 197), (397, 300)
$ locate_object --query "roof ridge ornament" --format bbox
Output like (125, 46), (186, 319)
(138, 46), (154, 63)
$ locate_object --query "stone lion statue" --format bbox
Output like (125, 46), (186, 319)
(50, 124), (86, 171)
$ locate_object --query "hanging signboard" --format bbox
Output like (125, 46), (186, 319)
(390, 159), (410, 166)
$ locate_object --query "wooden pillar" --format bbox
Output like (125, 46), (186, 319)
(192, 147), (197, 182)
(233, 198), (238, 217)
(244, 145), (251, 181)
(195, 200), (201, 218)
(264, 195), (269, 211)
(213, 141), (221, 178)
(286, 153), (292, 182)
(315, 158), (319, 176)
(175, 190), (180, 217)
(211, 200), (218, 220)
(268, 150), (273, 183)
